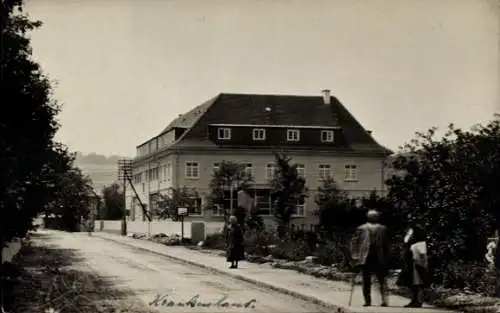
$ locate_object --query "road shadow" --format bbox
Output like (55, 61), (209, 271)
(4, 238), (155, 313)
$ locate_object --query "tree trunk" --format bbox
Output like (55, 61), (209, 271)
(495, 229), (500, 297)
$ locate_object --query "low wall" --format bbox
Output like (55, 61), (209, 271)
(95, 220), (224, 243)
(2, 238), (21, 264)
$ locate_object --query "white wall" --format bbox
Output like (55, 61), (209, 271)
(96, 220), (224, 240)
(127, 154), (175, 219)
(2, 238), (21, 264)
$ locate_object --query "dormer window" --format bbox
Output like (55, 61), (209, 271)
(287, 129), (300, 141)
(217, 127), (231, 140)
(321, 130), (334, 142)
(252, 128), (266, 141)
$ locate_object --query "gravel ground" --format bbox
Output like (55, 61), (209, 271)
(6, 231), (333, 313)
(5, 232), (155, 313)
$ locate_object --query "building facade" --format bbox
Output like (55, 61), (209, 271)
(127, 90), (392, 229)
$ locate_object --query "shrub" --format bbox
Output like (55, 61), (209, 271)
(440, 262), (495, 296)
(270, 239), (313, 261)
(314, 239), (351, 269)
(203, 233), (226, 250)
(244, 229), (278, 256)
(291, 230), (319, 248)
(388, 232), (405, 269)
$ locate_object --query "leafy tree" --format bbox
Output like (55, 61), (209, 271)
(386, 119), (500, 281)
(246, 207), (264, 231)
(0, 0), (63, 246)
(101, 183), (124, 220)
(270, 153), (308, 239)
(359, 190), (400, 230)
(44, 167), (95, 231)
(154, 186), (200, 221)
(314, 177), (358, 239)
(205, 161), (253, 228)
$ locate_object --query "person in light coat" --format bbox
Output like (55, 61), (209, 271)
(350, 210), (390, 307)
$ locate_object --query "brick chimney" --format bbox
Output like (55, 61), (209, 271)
(321, 89), (331, 105)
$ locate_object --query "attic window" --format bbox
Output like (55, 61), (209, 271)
(287, 129), (300, 142)
(321, 130), (334, 142)
(217, 127), (231, 140)
(252, 128), (266, 141)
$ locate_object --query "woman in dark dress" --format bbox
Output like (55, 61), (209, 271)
(397, 225), (430, 307)
(397, 227), (414, 288)
(227, 216), (244, 269)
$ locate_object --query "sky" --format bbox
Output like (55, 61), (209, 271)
(24, 0), (500, 157)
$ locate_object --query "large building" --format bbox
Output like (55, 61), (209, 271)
(127, 90), (392, 228)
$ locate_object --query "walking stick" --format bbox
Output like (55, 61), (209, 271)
(348, 266), (359, 307)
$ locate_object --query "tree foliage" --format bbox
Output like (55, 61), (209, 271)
(205, 161), (253, 226)
(270, 153), (308, 239)
(44, 166), (95, 231)
(154, 186), (200, 221)
(386, 117), (500, 280)
(1, 0), (97, 244)
(359, 190), (400, 231)
(0, 0), (63, 245)
(314, 177), (358, 238)
(246, 208), (264, 231)
(100, 183), (124, 220)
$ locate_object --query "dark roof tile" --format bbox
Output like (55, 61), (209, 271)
(166, 92), (391, 155)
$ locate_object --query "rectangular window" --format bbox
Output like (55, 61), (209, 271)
(185, 162), (200, 179)
(287, 129), (300, 141)
(296, 164), (305, 177)
(252, 128), (266, 141)
(217, 127), (231, 140)
(266, 164), (276, 180)
(318, 164), (331, 180)
(321, 130), (334, 142)
(212, 204), (224, 216)
(255, 189), (272, 215)
(222, 189), (238, 213)
(344, 164), (358, 181)
(188, 197), (202, 215)
(244, 163), (253, 177)
(293, 197), (306, 216)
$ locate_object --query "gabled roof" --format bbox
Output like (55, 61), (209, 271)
(166, 93), (392, 155)
(159, 96), (217, 135)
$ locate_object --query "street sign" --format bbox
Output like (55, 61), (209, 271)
(177, 207), (188, 215)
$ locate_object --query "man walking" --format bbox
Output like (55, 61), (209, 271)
(350, 210), (390, 307)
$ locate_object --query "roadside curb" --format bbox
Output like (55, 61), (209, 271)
(97, 235), (356, 313)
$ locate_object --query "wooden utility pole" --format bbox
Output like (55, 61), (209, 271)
(118, 159), (132, 236)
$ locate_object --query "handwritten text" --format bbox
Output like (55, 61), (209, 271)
(148, 294), (257, 309)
